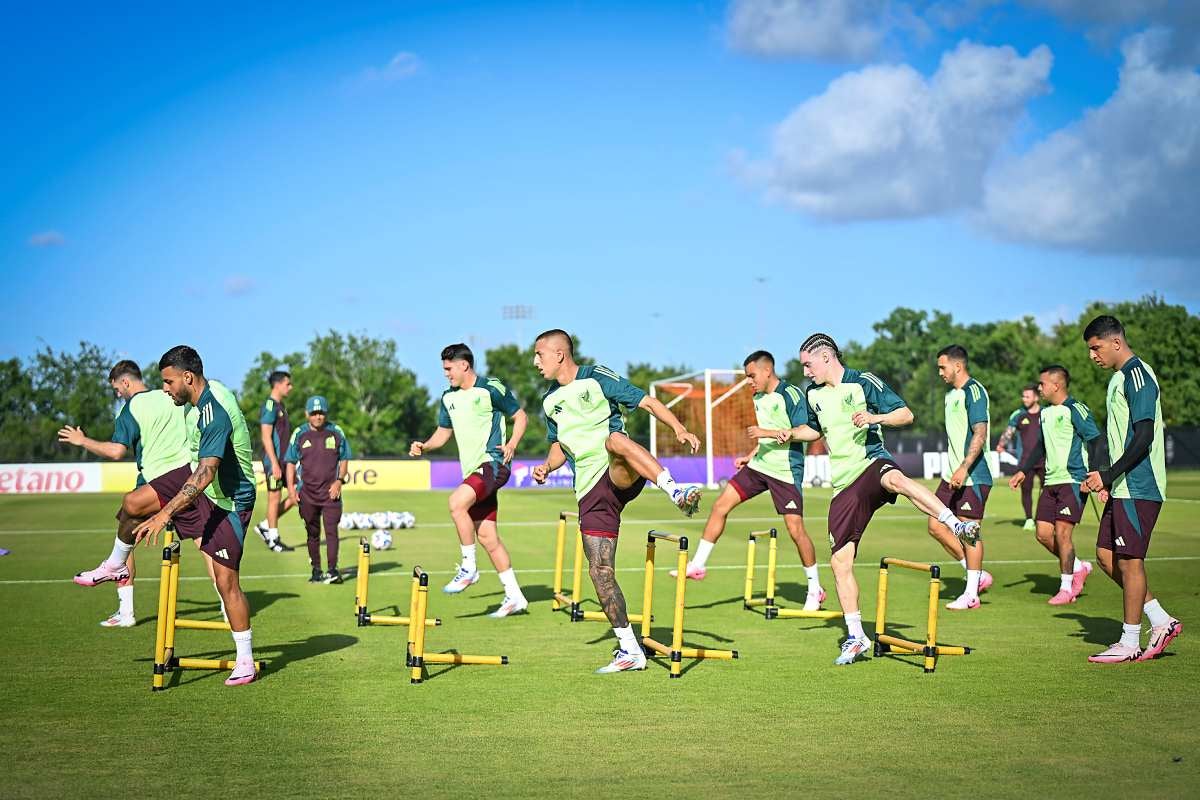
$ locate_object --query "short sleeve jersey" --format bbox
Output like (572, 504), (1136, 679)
(111, 390), (192, 485)
(944, 377), (992, 487)
(438, 375), (521, 478)
(749, 379), (809, 486)
(1106, 357), (1167, 501)
(542, 365), (646, 499)
(284, 422), (351, 503)
(805, 367), (906, 491)
(259, 396), (290, 464)
(1008, 406), (1044, 466)
(195, 380), (257, 513)
(1040, 396), (1101, 486)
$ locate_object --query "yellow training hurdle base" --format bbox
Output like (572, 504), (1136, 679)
(551, 511), (646, 624)
(641, 531), (738, 678)
(743, 528), (842, 621)
(874, 557), (972, 674)
(405, 566), (507, 684)
(354, 540), (440, 628)
(152, 531), (261, 691)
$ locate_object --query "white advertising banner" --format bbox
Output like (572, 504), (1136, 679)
(0, 463), (103, 494)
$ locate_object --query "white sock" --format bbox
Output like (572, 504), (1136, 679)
(497, 568), (522, 596)
(1144, 599), (1170, 627)
(965, 569), (981, 597)
(117, 584), (134, 616)
(1120, 623), (1141, 649)
(614, 625), (640, 653)
(266, 527), (279, 542)
(232, 628), (254, 661)
(845, 611), (865, 640)
(105, 537), (133, 569)
(655, 469), (677, 495)
(258, 519), (267, 529)
(692, 539), (715, 570)
(1059, 573), (1073, 592)
(937, 509), (960, 527)
(958, 557), (968, 571)
(1073, 557), (1084, 572)
(460, 544), (477, 573)
(804, 564), (821, 592)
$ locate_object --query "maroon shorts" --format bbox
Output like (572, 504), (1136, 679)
(934, 481), (990, 520)
(730, 466), (803, 516)
(1097, 498), (1161, 559)
(1036, 483), (1084, 525)
(578, 472), (647, 539)
(827, 459), (900, 554)
(463, 463), (511, 523)
(150, 464), (252, 570)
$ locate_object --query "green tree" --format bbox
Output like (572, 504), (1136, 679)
(18, 342), (119, 462)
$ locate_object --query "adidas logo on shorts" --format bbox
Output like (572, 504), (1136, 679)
(961, 502), (972, 511)
(216, 548), (229, 559)
(1060, 507), (1072, 515)
(785, 500), (797, 510)
(1115, 537), (1126, 548)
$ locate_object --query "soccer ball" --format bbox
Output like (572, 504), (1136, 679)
(338, 513), (355, 530)
(369, 511), (391, 530)
(396, 511), (416, 529)
(385, 511), (403, 529)
(370, 529), (393, 551)
(351, 512), (373, 530)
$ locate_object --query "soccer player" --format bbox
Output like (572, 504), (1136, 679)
(778, 334), (981, 666)
(928, 345), (993, 611)
(61, 360), (191, 627)
(285, 396), (351, 584)
(255, 369), (296, 552)
(1081, 316), (1181, 663)
(996, 385), (1043, 530)
(670, 350), (826, 610)
(1009, 365), (1102, 605)
(409, 344), (530, 617)
(529, 329), (702, 673)
(131, 346), (260, 686)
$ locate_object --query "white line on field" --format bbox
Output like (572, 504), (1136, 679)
(4, 555), (1200, 586)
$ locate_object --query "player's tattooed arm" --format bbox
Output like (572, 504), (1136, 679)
(996, 426), (1016, 452)
(964, 420), (988, 469)
(131, 457), (220, 545)
(583, 534), (629, 628)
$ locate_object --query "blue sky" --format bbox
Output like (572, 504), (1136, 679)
(3, 1), (1197, 392)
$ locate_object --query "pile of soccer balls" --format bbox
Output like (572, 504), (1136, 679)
(338, 511), (416, 552)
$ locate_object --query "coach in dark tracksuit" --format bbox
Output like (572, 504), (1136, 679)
(284, 396), (352, 584)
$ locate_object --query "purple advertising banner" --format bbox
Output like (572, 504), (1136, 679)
(429, 456), (734, 490)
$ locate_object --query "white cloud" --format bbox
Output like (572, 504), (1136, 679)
(981, 32), (1200, 258)
(739, 40), (1051, 220)
(28, 230), (65, 247)
(362, 51), (422, 83)
(1022, 1), (1200, 66)
(727, 0), (895, 61)
(223, 275), (256, 296)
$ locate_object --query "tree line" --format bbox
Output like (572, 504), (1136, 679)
(3, 295), (1193, 463)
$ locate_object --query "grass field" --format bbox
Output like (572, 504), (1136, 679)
(2, 474), (1198, 797)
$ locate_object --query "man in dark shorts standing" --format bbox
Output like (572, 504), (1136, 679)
(410, 344), (530, 616)
(285, 395), (351, 584)
(1082, 316), (1180, 663)
(997, 385), (1043, 531)
(530, 329), (702, 673)
(670, 350), (826, 610)
(255, 369), (296, 553)
(1010, 365), (1102, 605)
(779, 334), (981, 666)
(132, 346), (260, 686)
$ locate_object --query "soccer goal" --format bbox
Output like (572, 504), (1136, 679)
(650, 369), (756, 489)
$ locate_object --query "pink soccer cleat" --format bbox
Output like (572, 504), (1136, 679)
(595, 648), (647, 674)
(1139, 619), (1182, 661)
(1088, 642), (1141, 664)
(668, 563), (707, 580)
(1047, 589), (1076, 606)
(73, 560), (130, 587)
(1071, 561), (1093, 597)
(224, 658), (258, 686)
(945, 593), (980, 611)
(978, 570), (994, 593)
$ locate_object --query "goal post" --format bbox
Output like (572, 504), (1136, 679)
(650, 369), (756, 489)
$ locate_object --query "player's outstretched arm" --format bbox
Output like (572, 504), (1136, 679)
(410, 426), (452, 457)
(57, 426), (127, 461)
(852, 407), (914, 429)
(501, 409), (528, 464)
(132, 456), (221, 545)
(637, 396), (699, 453)
(781, 424), (822, 443)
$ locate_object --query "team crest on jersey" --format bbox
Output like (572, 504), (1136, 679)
(842, 394), (854, 408)
(581, 389), (592, 405)
(325, 436), (336, 449)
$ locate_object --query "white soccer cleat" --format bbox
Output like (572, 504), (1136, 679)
(803, 588), (827, 612)
(99, 611), (135, 628)
(488, 594), (530, 618)
(946, 593), (981, 611)
(442, 565), (480, 594)
(595, 647), (647, 674)
(834, 635), (871, 666)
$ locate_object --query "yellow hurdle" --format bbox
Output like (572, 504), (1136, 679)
(640, 531), (738, 678)
(405, 566), (507, 684)
(743, 528), (842, 621)
(151, 530), (261, 691)
(873, 557), (972, 674)
(354, 539), (440, 628)
(551, 511), (645, 624)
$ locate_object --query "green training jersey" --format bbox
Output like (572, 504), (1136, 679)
(111, 389), (192, 483)
(805, 368), (906, 491)
(944, 377), (992, 487)
(543, 364), (646, 500)
(1040, 396), (1101, 486)
(438, 375), (522, 478)
(195, 379), (257, 512)
(1106, 357), (1167, 501)
(749, 379), (808, 486)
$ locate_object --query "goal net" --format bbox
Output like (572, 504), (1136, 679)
(649, 369), (756, 489)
